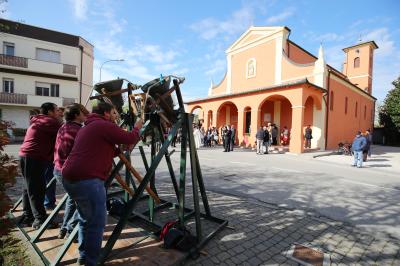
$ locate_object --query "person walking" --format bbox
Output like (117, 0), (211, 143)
(304, 125), (312, 149)
(61, 102), (142, 266)
(230, 125), (236, 151)
(223, 126), (232, 152)
(255, 126), (265, 154)
(263, 126), (270, 154)
(351, 131), (367, 168)
(271, 124), (278, 145)
(19, 102), (62, 229)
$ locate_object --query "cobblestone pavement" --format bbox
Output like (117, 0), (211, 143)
(8, 176), (400, 266)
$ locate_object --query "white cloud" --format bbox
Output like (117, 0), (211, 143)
(69, 0), (88, 20)
(189, 6), (254, 40)
(0, 0), (10, 19)
(363, 28), (394, 57)
(266, 8), (295, 24)
(205, 59), (226, 77)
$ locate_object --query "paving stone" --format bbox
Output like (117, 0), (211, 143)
(271, 254), (287, 264)
(248, 256), (262, 265)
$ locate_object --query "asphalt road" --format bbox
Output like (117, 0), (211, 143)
(6, 143), (400, 239)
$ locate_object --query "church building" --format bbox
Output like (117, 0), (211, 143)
(186, 26), (377, 153)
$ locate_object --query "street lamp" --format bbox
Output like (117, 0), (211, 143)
(83, 59), (125, 107)
(99, 58), (125, 82)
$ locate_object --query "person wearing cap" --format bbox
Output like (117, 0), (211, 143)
(351, 131), (367, 168)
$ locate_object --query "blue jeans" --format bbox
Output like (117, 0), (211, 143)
(54, 169), (79, 233)
(44, 163), (56, 209)
(353, 150), (363, 167)
(62, 178), (106, 266)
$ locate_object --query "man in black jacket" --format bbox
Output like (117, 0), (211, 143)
(223, 126), (232, 152)
(230, 125), (236, 151)
(263, 126), (270, 154)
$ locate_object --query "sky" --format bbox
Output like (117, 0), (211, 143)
(1, 0), (400, 102)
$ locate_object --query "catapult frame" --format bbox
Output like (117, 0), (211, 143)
(10, 75), (228, 265)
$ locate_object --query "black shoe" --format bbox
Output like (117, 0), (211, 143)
(32, 219), (59, 230)
(77, 257), (85, 265)
(58, 228), (67, 239)
(18, 215), (34, 227)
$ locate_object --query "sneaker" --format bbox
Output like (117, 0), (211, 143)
(18, 215), (34, 227)
(351, 164), (356, 167)
(77, 257), (85, 265)
(58, 228), (67, 239)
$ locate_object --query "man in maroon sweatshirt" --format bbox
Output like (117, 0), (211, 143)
(19, 102), (61, 229)
(62, 102), (142, 266)
(53, 103), (89, 240)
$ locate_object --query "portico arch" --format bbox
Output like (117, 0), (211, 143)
(258, 95), (293, 144)
(190, 105), (204, 127)
(303, 94), (324, 149)
(217, 101), (239, 144)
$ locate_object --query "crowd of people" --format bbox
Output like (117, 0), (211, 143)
(18, 101), (142, 266)
(192, 125), (236, 151)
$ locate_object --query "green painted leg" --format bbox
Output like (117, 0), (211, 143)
(178, 115), (188, 228)
(186, 114), (202, 241)
(31, 193), (68, 243)
(50, 224), (79, 266)
(97, 119), (182, 265)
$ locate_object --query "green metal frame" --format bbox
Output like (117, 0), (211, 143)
(9, 77), (228, 266)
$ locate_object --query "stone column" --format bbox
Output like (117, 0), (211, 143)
(290, 105), (305, 153)
(237, 109), (244, 146)
(249, 108), (260, 148)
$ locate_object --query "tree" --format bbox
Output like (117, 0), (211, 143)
(379, 76), (400, 145)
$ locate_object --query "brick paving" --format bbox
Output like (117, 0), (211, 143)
(8, 176), (400, 266)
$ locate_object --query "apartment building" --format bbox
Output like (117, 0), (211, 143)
(0, 18), (93, 128)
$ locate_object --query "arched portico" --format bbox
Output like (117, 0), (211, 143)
(258, 95), (293, 145)
(303, 94), (324, 149)
(217, 101), (239, 144)
(190, 105), (204, 126)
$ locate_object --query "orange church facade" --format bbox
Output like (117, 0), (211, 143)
(186, 27), (377, 153)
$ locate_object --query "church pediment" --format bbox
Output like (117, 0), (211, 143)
(226, 26), (289, 54)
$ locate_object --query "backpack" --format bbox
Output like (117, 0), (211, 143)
(106, 197), (126, 216)
(161, 222), (198, 252)
(160, 221), (177, 241)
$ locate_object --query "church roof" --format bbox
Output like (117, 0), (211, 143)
(185, 78), (324, 104)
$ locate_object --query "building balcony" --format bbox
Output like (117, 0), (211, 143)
(0, 54), (28, 68)
(0, 54), (77, 76)
(0, 92), (76, 107)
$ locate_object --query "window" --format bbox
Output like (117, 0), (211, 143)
(354, 57), (360, 68)
(329, 91), (334, 111)
(246, 58), (256, 78)
(35, 82), (59, 97)
(36, 48), (60, 63)
(344, 97), (348, 114)
(355, 101), (358, 117)
(3, 42), (15, 56)
(50, 84), (59, 97)
(364, 105), (367, 119)
(3, 79), (14, 93)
